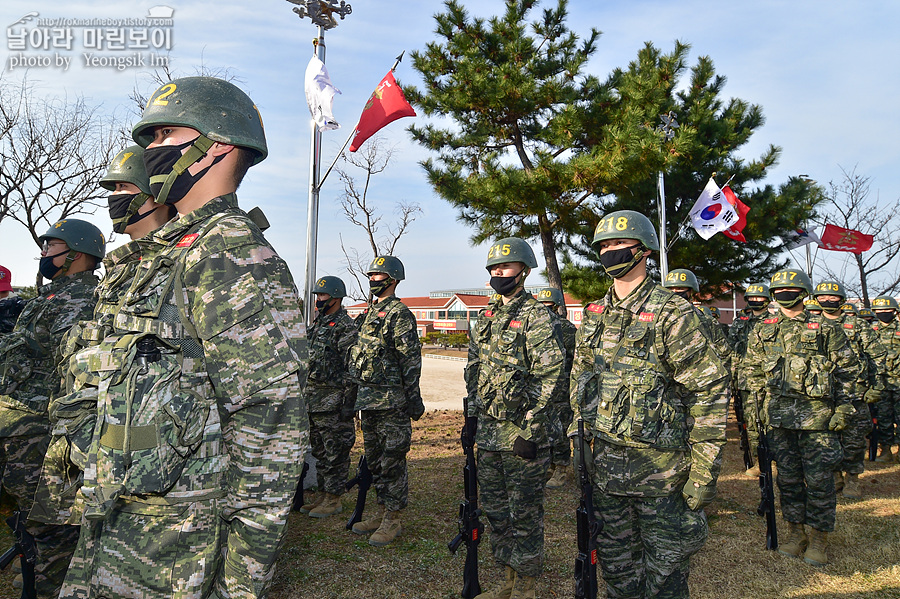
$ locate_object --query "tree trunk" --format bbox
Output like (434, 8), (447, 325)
(856, 253), (869, 307)
(538, 213), (562, 290)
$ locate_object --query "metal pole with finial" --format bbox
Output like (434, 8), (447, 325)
(286, 0), (352, 326)
(656, 111), (679, 280)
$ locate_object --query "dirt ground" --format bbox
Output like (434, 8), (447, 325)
(421, 354), (466, 411)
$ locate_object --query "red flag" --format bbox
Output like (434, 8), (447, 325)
(721, 186), (750, 242)
(819, 223), (873, 254)
(349, 70), (416, 152)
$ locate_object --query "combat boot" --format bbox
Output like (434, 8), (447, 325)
(777, 521), (808, 558)
(368, 509), (403, 546)
(833, 471), (844, 493)
(876, 444), (893, 462)
(545, 464), (570, 489)
(842, 473), (862, 499)
(893, 446), (900, 464)
(297, 491), (323, 515)
(308, 492), (343, 518)
(744, 464), (761, 478)
(351, 505), (384, 535)
(474, 566), (516, 599)
(803, 528), (829, 566)
(510, 574), (536, 599)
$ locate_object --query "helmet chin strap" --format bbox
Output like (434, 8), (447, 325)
(150, 135), (216, 205)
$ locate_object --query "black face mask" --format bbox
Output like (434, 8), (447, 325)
(876, 311), (895, 323)
(746, 298), (768, 310)
(315, 298), (330, 311)
(599, 243), (645, 279)
(39, 249), (70, 280)
(107, 192), (157, 234)
(143, 137), (223, 205)
(772, 289), (805, 308)
(369, 278), (393, 298)
(817, 299), (842, 312)
(490, 274), (521, 296)
(672, 290), (691, 300)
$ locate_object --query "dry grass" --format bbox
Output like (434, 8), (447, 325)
(3, 413), (898, 598)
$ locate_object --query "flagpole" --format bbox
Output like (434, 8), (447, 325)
(656, 111), (678, 280)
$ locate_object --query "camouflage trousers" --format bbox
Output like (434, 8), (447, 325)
(477, 447), (550, 578)
(0, 407), (79, 599)
(736, 389), (762, 454)
(770, 428), (842, 532)
(61, 498), (221, 599)
(360, 408), (411, 512)
(309, 410), (356, 495)
(873, 389), (900, 446)
(549, 399), (573, 467)
(594, 492), (708, 599)
(838, 400), (874, 474)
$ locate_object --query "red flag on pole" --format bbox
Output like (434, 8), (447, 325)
(349, 70), (416, 152)
(721, 186), (750, 242)
(819, 223), (874, 253)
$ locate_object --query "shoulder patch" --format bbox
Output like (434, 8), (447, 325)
(763, 317), (778, 324)
(484, 310), (494, 318)
(377, 311), (387, 318)
(46, 293), (56, 300)
(509, 320), (522, 329)
(739, 316), (749, 321)
(843, 323), (854, 329)
(638, 312), (655, 322)
(328, 322), (336, 327)
(586, 304), (604, 314)
(176, 233), (200, 248)
(807, 322), (820, 330)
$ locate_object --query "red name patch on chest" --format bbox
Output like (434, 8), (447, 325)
(638, 312), (654, 322)
(328, 322), (336, 327)
(843, 323), (854, 329)
(175, 233), (199, 248)
(764, 317), (778, 324)
(46, 294), (56, 300)
(377, 311), (387, 318)
(807, 322), (820, 330)
(586, 304), (604, 314)
(509, 320), (522, 328)
(739, 316), (749, 321)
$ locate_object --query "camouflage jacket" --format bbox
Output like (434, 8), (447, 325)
(466, 289), (565, 451)
(728, 312), (765, 390)
(744, 310), (860, 430)
(871, 318), (900, 389)
(103, 193), (306, 598)
(305, 306), (358, 413)
(0, 271), (98, 421)
(548, 309), (576, 403)
(0, 296), (26, 336)
(697, 308), (731, 370)
(569, 277), (730, 495)
(350, 294), (423, 414)
(826, 313), (887, 398)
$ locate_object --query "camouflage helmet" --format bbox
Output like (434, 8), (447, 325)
(813, 280), (847, 299)
(39, 219), (106, 260)
(744, 282), (770, 300)
(872, 295), (900, 312)
(536, 287), (565, 307)
(132, 77), (268, 163)
(769, 268), (813, 293)
(591, 210), (660, 252)
(663, 268), (699, 293)
(313, 275), (346, 299)
(99, 145), (152, 194)
(840, 303), (858, 314)
(485, 237), (538, 270)
(367, 255), (405, 281)
(803, 297), (822, 312)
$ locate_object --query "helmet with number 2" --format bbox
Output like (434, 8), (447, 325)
(744, 282), (770, 300)
(813, 280), (847, 299)
(537, 287), (565, 307)
(663, 269), (699, 293)
(485, 237), (538, 270)
(769, 268), (813, 293)
(591, 210), (660, 253)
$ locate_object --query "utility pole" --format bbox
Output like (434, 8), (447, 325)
(287, 0), (352, 326)
(656, 111), (679, 279)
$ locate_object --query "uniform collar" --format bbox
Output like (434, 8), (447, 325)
(604, 276), (655, 314)
(39, 270), (98, 296)
(153, 193), (239, 246)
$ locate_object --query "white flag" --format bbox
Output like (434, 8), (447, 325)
(304, 56), (341, 132)
(689, 178), (740, 240)
(785, 227), (822, 250)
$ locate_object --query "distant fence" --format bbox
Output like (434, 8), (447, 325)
(423, 353), (467, 363)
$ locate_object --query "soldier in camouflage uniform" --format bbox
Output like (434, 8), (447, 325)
(813, 280), (886, 498)
(870, 295), (900, 463)
(858, 308), (875, 324)
(0, 264), (26, 336)
(60, 77), (307, 599)
(728, 283), (772, 477)
(536, 287), (576, 490)
(804, 297), (823, 317)
(571, 211), (729, 599)
(0, 219), (104, 598)
(302, 275), (358, 518)
(466, 238), (565, 599)
(349, 256), (423, 547)
(744, 269), (860, 566)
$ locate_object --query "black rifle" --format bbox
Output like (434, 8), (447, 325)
(0, 511), (37, 599)
(867, 404), (878, 462)
(574, 419), (601, 599)
(732, 389), (754, 471)
(344, 455), (372, 531)
(448, 402), (483, 598)
(291, 460), (310, 512)
(756, 429), (778, 551)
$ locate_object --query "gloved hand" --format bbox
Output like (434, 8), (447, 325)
(828, 405), (856, 431)
(682, 479), (716, 511)
(513, 436), (537, 459)
(340, 387), (358, 421)
(864, 388), (883, 404)
(405, 393), (425, 421)
(571, 434), (595, 476)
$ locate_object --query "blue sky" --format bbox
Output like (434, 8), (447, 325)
(2, 1), (899, 297)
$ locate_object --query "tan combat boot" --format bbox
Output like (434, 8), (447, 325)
(777, 521), (808, 558)
(298, 491), (323, 515)
(803, 528), (829, 566)
(510, 574), (536, 599)
(368, 509), (403, 546)
(474, 566), (516, 599)
(745, 464), (761, 477)
(351, 505), (384, 535)
(308, 492), (343, 518)
(893, 446), (900, 464)
(833, 471), (844, 493)
(546, 464), (570, 489)
(842, 473), (862, 499)
(876, 444), (893, 462)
